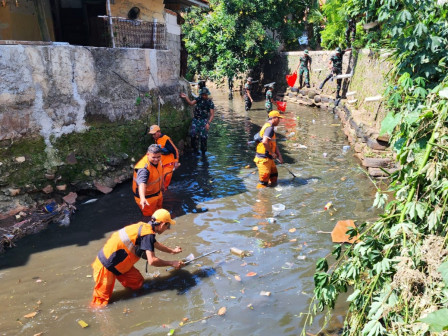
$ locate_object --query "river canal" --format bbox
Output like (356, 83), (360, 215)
(0, 92), (378, 335)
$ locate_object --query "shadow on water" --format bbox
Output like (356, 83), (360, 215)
(0, 105), (296, 270)
(111, 267), (217, 303)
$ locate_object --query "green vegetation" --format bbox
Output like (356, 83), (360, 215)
(182, 0), (318, 80)
(304, 1), (448, 335)
(0, 136), (47, 188)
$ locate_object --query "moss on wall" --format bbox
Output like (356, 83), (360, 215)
(0, 136), (47, 188)
(0, 104), (191, 191)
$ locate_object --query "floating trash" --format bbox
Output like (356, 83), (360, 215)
(272, 203), (286, 212)
(260, 291), (271, 296)
(323, 153), (328, 158)
(297, 256), (307, 261)
(82, 199), (98, 205)
(324, 201), (333, 210)
(266, 217), (276, 224)
(230, 247), (246, 257)
(342, 145), (350, 153)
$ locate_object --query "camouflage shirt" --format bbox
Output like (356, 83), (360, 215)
(330, 51), (345, 71)
(299, 55), (311, 69)
(194, 97), (215, 120)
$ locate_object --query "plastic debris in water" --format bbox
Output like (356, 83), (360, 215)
(82, 199), (98, 205)
(260, 291), (271, 296)
(77, 319), (89, 328)
(297, 255), (307, 260)
(272, 203), (286, 212)
(266, 217), (276, 224)
(167, 329), (175, 336)
(323, 152), (328, 157)
(312, 119), (316, 124)
(44, 201), (57, 213)
(230, 247), (245, 257)
(324, 201), (333, 210)
(246, 272), (257, 277)
(217, 307), (227, 316)
(297, 144), (307, 149)
(342, 145), (350, 153)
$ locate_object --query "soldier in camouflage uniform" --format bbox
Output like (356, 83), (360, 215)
(244, 77), (254, 111)
(265, 84), (274, 113)
(298, 49), (312, 89)
(318, 47), (352, 99)
(180, 88), (215, 155)
(345, 18), (356, 47)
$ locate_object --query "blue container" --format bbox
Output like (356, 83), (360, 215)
(44, 202), (57, 213)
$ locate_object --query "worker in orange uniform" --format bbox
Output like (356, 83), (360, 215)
(90, 209), (184, 307)
(132, 144), (164, 217)
(254, 110), (284, 188)
(148, 125), (180, 189)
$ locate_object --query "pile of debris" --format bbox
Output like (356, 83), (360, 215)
(0, 202), (75, 254)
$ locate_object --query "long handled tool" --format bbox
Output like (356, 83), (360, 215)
(166, 250), (220, 271)
(276, 159), (298, 179)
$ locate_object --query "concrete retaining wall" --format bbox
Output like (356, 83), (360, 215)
(0, 37), (185, 143)
(282, 49), (391, 132)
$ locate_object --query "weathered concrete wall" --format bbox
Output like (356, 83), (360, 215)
(0, 23), (190, 219)
(282, 49), (391, 132)
(0, 43), (186, 142)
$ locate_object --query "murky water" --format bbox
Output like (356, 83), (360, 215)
(0, 92), (378, 336)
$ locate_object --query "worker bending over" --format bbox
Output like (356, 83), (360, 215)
(254, 111), (284, 189)
(132, 144), (164, 217)
(149, 125), (180, 189)
(91, 209), (183, 307)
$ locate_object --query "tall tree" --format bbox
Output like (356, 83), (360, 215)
(182, 0), (317, 80)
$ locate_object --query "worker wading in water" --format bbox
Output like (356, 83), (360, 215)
(265, 84), (274, 113)
(298, 49), (312, 89)
(149, 125), (180, 189)
(244, 77), (254, 111)
(318, 47), (352, 99)
(254, 111), (284, 189)
(90, 209), (183, 307)
(132, 144), (164, 217)
(180, 88), (215, 155)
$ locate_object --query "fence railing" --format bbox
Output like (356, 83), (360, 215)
(91, 16), (167, 49)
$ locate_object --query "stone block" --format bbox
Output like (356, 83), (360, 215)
(367, 138), (387, 150)
(94, 181), (113, 194)
(368, 167), (398, 177)
(63, 192), (78, 205)
(362, 157), (393, 168)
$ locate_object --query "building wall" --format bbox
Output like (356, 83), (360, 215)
(0, 41), (185, 142)
(0, 1), (55, 41)
(110, 0), (166, 23)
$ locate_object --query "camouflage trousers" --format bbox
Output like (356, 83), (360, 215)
(299, 67), (310, 87)
(265, 101), (273, 113)
(190, 118), (209, 153)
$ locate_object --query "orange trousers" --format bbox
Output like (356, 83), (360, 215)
(254, 157), (278, 187)
(162, 165), (175, 189)
(134, 194), (163, 217)
(90, 257), (144, 307)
